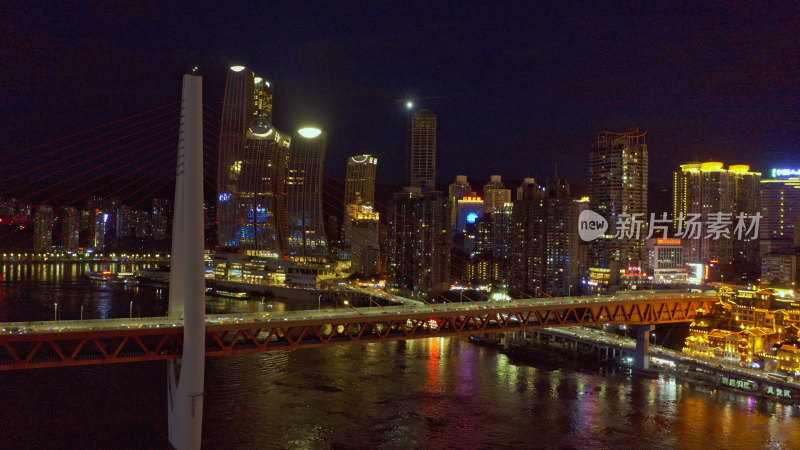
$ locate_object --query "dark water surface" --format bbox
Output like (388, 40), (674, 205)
(1, 263), (799, 448)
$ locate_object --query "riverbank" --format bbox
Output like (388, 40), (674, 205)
(470, 329), (800, 405)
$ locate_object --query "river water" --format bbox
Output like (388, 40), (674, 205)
(1, 263), (799, 448)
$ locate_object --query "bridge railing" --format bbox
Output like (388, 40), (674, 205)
(0, 291), (718, 336)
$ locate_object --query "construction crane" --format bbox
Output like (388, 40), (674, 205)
(395, 96), (445, 109)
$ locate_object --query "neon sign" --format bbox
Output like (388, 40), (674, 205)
(771, 168), (800, 178)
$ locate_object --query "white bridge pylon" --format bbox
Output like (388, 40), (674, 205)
(167, 73), (206, 450)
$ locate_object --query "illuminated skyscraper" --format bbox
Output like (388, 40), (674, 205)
(673, 162), (760, 265)
(544, 179), (582, 296)
(93, 210), (108, 252)
(344, 154), (377, 207)
(217, 65), (291, 256)
(60, 207), (80, 251)
(483, 175), (511, 215)
(343, 154), (378, 241)
(456, 196), (484, 255)
(286, 127), (328, 261)
(389, 108), (450, 296)
(456, 196), (484, 233)
(33, 205), (53, 253)
(388, 188), (451, 296)
(760, 174), (800, 254)
(408, 110), (437, 192)
(448, 175), (475, 229)
(588, 128), (648, 291)
(151, 198), (172, 241)
(116, 205), (133, 239)
(759, 172), (800, 286)
(349, 209), (380, 276)
(511, 178), (546, 295)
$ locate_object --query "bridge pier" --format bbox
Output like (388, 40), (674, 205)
(167, 73), (206, 450)
(631, 324), (655, 371)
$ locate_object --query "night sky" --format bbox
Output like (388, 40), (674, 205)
(3, 2), (798, 190)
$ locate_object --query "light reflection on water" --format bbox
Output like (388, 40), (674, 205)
(0, 263), (799, 447)
(0, 262), (313, 323)
(198, 339), (800, 448)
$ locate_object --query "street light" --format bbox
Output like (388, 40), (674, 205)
(343, 299), (361, 315)
(54, 302), (58, 322)
(318, 294), (322, 311)
(130, 301), (133, 319)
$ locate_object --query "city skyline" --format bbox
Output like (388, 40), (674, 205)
(1, 58), (799, 447)
(2, 3), (797, 189)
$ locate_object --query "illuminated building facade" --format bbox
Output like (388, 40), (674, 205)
(673, 162), (761, 265)
(60, 207), (80, 251)
(387, 188), (451, 296)
(33, 205), (53, 253)
(389, 106), (450, 295)
(647, 238), (687, 283)
(349, 207), (380, 276)
(511, 178), (546, 295)
(93, 210), (108, 251)
(483, 175), (511, 215)
(588, 129), (648, 292)
(344, 154), (377, 207)
(286, 128), (328, 261)
(448, 175), (475, 229)
(760, 175), (800, 257)
(217, 65), (291, 256)
(684, 288), (800, 367)
(492, 202), (514, 261)
(151, 198), (171, 241)
(115, 205), (132, 239)
(544, 179), (582, 296)
(343, 154), (378, 245)
(761, 253), (798, 287)
(408, 110), (437, 192)
(456, 196), (484, 233)
(134, 210), (151, 240)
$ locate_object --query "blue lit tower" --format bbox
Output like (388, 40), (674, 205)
(217, 65), (291, 255)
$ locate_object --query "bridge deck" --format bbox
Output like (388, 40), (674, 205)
(0, 292), (717, 370)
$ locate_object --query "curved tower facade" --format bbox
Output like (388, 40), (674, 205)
(286, 128), (329, 261)
(217, 65), (291, 256)
(344, 154), (377, 207)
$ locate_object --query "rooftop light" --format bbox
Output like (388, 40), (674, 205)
(297, 127), (322, 138)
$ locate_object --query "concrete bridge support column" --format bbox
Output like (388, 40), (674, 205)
(632, 324), (655, 371)
(167, 73), (206, 450)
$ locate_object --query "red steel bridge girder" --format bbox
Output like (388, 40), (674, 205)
(0, 298), (716, 371)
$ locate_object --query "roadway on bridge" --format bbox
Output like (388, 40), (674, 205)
(0, 291), (717, 336)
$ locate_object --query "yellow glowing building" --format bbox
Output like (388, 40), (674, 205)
(673, 162), (761, 265)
